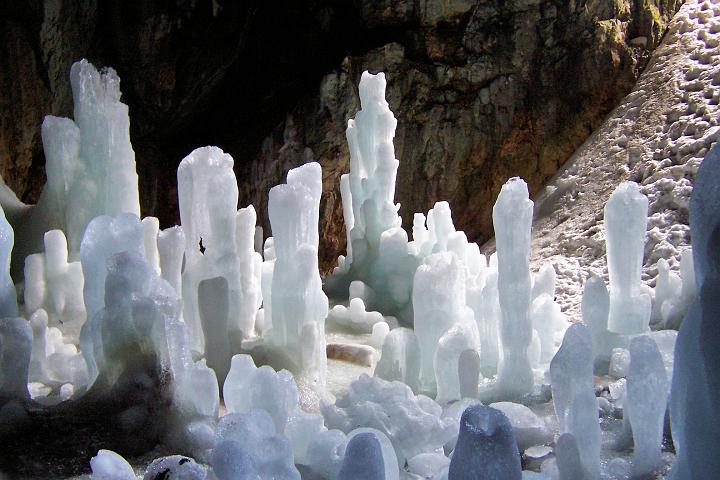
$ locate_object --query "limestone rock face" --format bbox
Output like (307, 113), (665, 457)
(249, 0), (681, 271)
(0, 0), (681, 272)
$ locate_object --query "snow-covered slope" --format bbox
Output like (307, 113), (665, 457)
(524, 0), (720, 320)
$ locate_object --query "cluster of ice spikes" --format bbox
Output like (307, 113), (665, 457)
(0, 60), (716, 480)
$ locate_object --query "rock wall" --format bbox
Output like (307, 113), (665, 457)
(251, 0), (683, 271)
(0, 0), (682, 272)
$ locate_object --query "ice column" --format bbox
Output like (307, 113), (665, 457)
(468, 268), (500, 377)
(342, 71), (401, 268)
(550, 324), (600, 478)
(268, 162), (328, 387)
(582, 275), (615, 371)
(530, 294), (564, 364)
(555, 433), (585, 480)
(235, 205), (263, 339)
(178, 146), (242, 354)
(413, 252), (477, 396)
(605, 182), (651, 334)
(328, 70), (403, 309)
(493, 177), (534, 397)
(669, 142), (720, 479)
(626, 335), (669, 476)
(23, 230), (85, 341)
(142, 217), (161, 275)
(158, 226), (185, 296)
(0, 205), (17, 318)
(11, 59), (141, 273)
(374, 327), (421, 391)
(37, 60), (140, 256)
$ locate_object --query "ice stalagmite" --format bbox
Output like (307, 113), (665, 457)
(23, 230), (84, 341)
(670, 142), (720, 480)
(374, 327), (421, 390)
(236, 205), (263, 340)
(327, 72), (417, 321)
(22, 60), (140, 264)
(339, 429), (399, 480)
(413, 252), (478, 397)
(582, 275), (616, 372)
(340, 72), (401, 272)
(268, 162), (328, 389)
(626, 335), (669, 477)
(178, 147), (243, 354)
(158, 226), (185, 296)
(550, 324), (600, 478)
(555, 433), (585, 480)
(0, 205), (17, 318)
(142, 217), (161, 275)
(605, 182), (651, 334)
(448, 404), (522, 480)
(493, 178), (534, 398)
(470, 269), (500, 377)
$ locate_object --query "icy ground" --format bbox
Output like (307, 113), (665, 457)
(510, 0), (720, 320)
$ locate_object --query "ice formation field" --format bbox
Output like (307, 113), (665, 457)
(0, 54), (717, 480)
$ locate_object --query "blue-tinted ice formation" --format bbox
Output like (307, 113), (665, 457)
(669, 139), (720, 479)
(0, 59), (710, 480)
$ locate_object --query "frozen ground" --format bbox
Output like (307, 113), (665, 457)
(488, 0), (720, 321)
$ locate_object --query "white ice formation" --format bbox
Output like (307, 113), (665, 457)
(321, 374), (456, 464)
(178, 146), (243, 356)
(605, 182), (652, 334)
(0, 58), (710, 480)
(550, 324), (600, 478)
(266, 162), (329, 391)
(626, 335), (670, 476)
(413, 252), (478, 399)
(15, 60), (140, 271)
(493, 178), (535, 398)
(670, 140), (720, 479)
(24, 230), (85, 341)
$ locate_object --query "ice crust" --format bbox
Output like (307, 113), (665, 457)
(321, 374), (456, 464)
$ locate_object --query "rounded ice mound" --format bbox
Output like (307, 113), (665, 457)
(89, 449), (136, 480)
(304, 429), (347, 479)
(338, 431), (387, 480)
(223, 354), (299, 433)
(213, 409), (300, 480)
(321, 374), (456, 463)
(448, 404), (522, 480)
